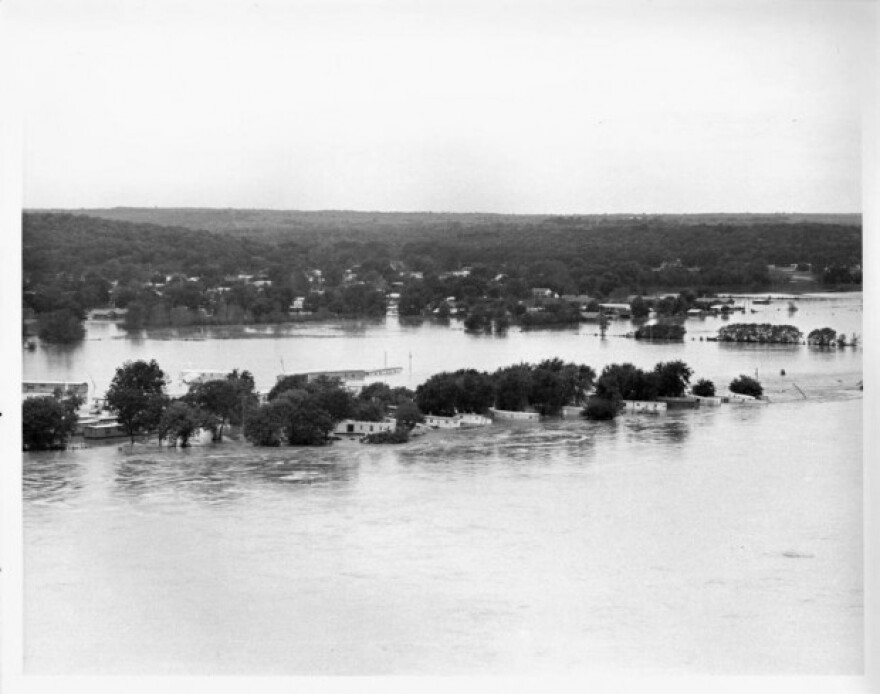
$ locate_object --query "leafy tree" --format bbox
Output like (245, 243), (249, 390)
(395, 400), (424, 430)
(157, 401), (204, 447)
(415, 372), (463, 416)
(244, 400), (289, 446)
(493, 364), (533, 412)
(22, 393), (82, 450)
(653, 360), (693, 397)
(691, 379), (716, 397)
(105, 359), (169, 443)
(37, 309), (85, 344)
(267, 374), (309, 401)
(582, 397), (619, 421)
(275, 391), (336, 445)
(454, 370), (496, 414)
(729, 375), (763, 398)
(184, 380), (238, 441)
(291, 376), (354, 421)
(530, 359), (596, 413)
(630, 296), (650, 319)
(349, 399), (386, 422)
(807, 327), (837, 347)
(184, 370), (258, 440)
(226, 370), (259, 425)
(594, 363), (659, 403)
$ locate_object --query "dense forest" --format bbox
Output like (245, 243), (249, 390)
(22, 210), (862, 337)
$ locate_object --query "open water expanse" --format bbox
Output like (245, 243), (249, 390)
(22, 293), (864, 674)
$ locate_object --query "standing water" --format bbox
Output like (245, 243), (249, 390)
(22, 294), (863, 674)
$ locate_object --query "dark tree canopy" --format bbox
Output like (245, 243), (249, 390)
(594, 363), (659, 403)
(157, 401), (204, 447)
(729, 375), (764, 398)
(184, 370), (258, 440)
(105, 359), (169, 443)
(653, 360), (694, 398)
(22, 393), (83, 451)
(692, 379), (716, 397)
(37, 309), (85, 344)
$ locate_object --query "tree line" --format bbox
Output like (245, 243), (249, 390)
(22, 355), (769, 451)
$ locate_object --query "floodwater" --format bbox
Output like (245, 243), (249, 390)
(22, 293), (863, 675)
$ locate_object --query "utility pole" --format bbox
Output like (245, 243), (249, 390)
(240, 394), (247, 437)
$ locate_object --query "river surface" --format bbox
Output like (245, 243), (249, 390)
(22, 293), (864, 675)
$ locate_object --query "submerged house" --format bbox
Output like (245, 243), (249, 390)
(598, 303), (632, 318)
(334, 419), (396, 436)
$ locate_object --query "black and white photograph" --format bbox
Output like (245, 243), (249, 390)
(1, 0), (877, 692)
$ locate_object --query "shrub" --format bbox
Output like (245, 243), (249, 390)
(729, 375), (763, 398)
(634, 323), (685, 340)
(363, 429), (410, 444)
(582, 398), (619, 421)
(807, 327), (837, 346)
(692, 379), (716, 397)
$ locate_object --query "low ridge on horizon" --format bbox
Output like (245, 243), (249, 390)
(28, 206), (862, 217)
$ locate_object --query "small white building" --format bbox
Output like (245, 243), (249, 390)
(334, 419), (396, 436)
(622, 400), (667, 413)
(455, 413), (492, 427)
(180, 370), (228, 386)
(23, 381), (89, 400)
(598, 303), (632, 317)
(489, 408), (541, 421)
(423, 415), (462, 429)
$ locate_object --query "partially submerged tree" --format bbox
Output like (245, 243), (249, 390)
(244, 400), (289, 447)
(653, 360), (693, 398)
(729, 375), (763, 398)
(157, 401), (204, 447)
(184, 370), (259, 441)
(492, 364), (533, 412)
(22, 391), (83, 450)
(105, 359), (169, 443)
(37, 309), (85, 344)
(691, 379), (716, 397)
(807, 327), (837, 347)
(395, 400), (424, 430)
(594, 363), (659, 404)
(582, 397), (619, 421)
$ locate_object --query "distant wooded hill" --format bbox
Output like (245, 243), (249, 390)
(32, 207), (861, 241)
(22, 210), (861, 328)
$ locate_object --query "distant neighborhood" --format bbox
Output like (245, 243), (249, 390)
(22, 211), (862, 343)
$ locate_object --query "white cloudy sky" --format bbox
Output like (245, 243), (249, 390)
(3, 0), (875, 213)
